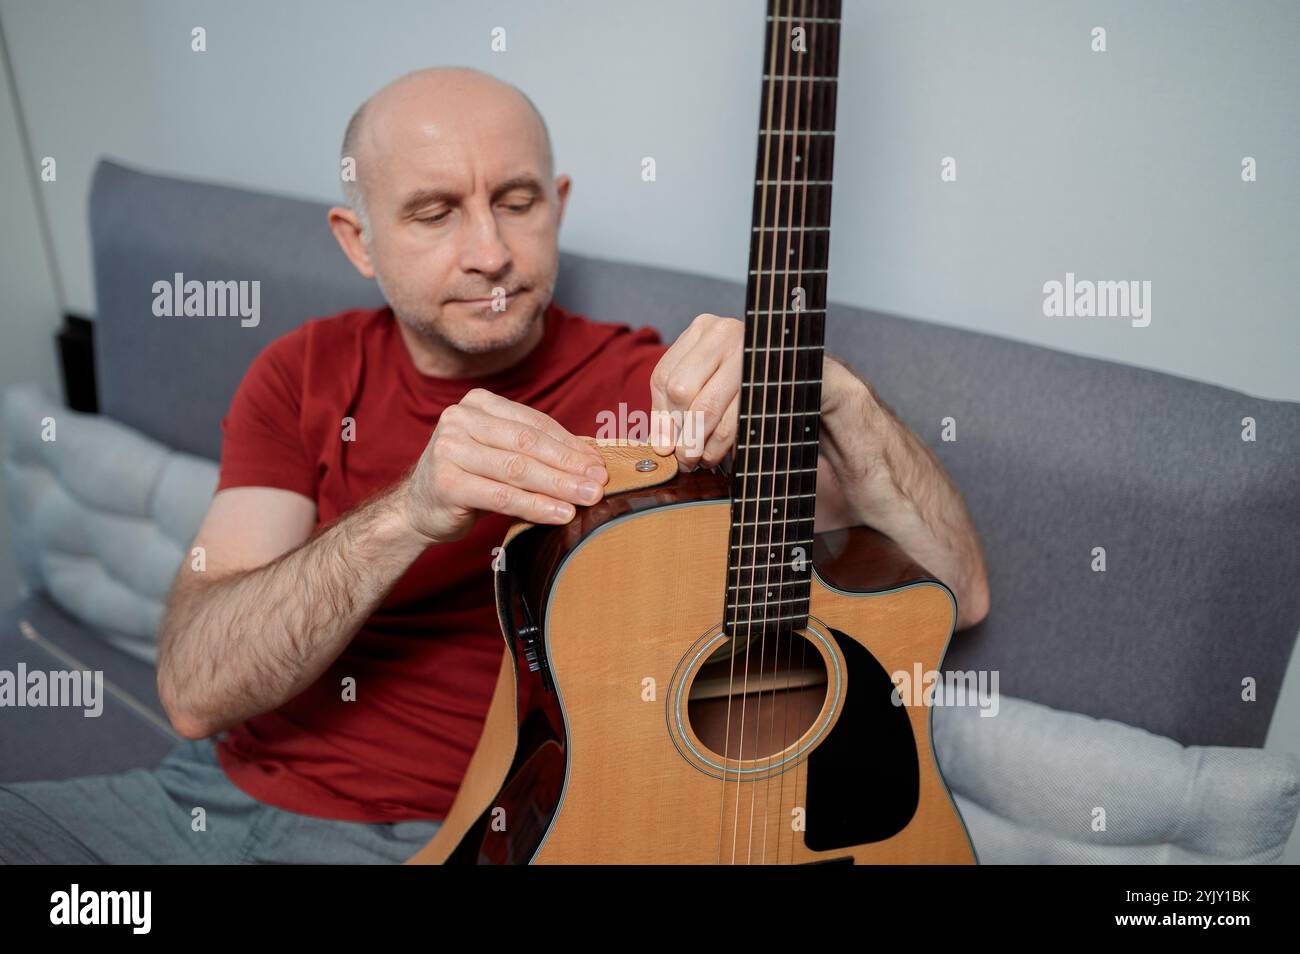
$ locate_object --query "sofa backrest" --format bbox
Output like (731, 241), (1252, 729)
(87, 158), (1300, 749)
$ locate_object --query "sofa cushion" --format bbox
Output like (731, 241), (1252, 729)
(89, 159), (385, 462)
(932, 694), (1300, 863)
(1, 384), (216, 661)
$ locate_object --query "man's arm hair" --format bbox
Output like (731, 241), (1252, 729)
(157, 480), (430, 739)
(816, 356), (991, 631)
(160, 382), (613, 739)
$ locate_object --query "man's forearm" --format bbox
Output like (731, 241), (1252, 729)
(157, 482), (430, 738)
(819, 360), (990, 629)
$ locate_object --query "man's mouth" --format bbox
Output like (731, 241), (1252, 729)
(454, 286), (526, 305)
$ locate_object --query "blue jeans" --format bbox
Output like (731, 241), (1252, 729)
(0, 737), (442, 864)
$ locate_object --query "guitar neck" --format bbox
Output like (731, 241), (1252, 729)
(725, 0), (842, 642)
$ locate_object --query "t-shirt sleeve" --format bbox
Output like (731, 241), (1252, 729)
(214, 330), (317, 499)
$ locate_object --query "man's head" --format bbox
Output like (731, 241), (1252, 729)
(328, 67), (570, 358)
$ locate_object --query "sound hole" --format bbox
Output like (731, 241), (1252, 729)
(686, 630), (828, 761)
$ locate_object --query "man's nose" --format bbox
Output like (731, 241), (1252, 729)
(457, 202), (512, 275)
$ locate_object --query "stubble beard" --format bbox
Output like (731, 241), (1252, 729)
(378, 270), (545, 357)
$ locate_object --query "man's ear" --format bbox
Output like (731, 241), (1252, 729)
(327, 206), (376, 279)
(553, 174), (572, 230)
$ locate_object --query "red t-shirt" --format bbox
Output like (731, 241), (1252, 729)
(211, 301), (669, 822)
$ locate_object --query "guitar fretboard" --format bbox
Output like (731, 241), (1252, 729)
(725, 0), (841, 643)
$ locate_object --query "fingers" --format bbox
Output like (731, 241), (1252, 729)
(650, 314), (743, 470)
(701, 390), (741, 469)
(681, 344), (742, 469)
(441, 400), (606, 482)
(649, 316), (709, 454)
(434, 390), (608, 524)
(438, 432), (605, 510)
(460, 388), (603, 473)
(438, 462), (581, 525)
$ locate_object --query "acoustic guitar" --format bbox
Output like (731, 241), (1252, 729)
(406, 0), (976, 865)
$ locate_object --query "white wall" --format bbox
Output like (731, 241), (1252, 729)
(0, 30), (62, 605)
(0, 0), (1296, 399)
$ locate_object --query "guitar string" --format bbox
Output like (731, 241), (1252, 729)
(753, 0), (813, 865)
(745, 0), (799, 864)
(717, 0), (784, 865)
(766, 0), (826, 866)
(735, 0), (806, 865)
(792, 0), (837, 867)
(761, 0), (834, 867)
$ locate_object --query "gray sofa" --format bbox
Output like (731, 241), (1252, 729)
(2, 158), (1298, 862)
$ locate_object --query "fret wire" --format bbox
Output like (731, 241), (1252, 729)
(729, 535), (814, 551)
(766, 16), (840, 24)
(726, 596), (808, 609)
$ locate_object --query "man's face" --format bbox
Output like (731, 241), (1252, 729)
(354, 82), (566, 355)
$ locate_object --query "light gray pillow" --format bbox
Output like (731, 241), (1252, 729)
(1, 384), (217, 662)
(933, 693), (1300, 862)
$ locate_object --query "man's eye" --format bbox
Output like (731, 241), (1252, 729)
(416, 211), (449, 224)
(502, 200), (534, 213)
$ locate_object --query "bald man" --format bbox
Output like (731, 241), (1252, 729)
(0, 67), (987, 864)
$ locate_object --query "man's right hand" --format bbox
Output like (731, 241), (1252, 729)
(402, 387), (610, 544)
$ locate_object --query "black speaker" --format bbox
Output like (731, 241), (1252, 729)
(56, 313), (97, 413)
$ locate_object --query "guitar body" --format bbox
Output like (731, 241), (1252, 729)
(407, 468), (976, 865)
